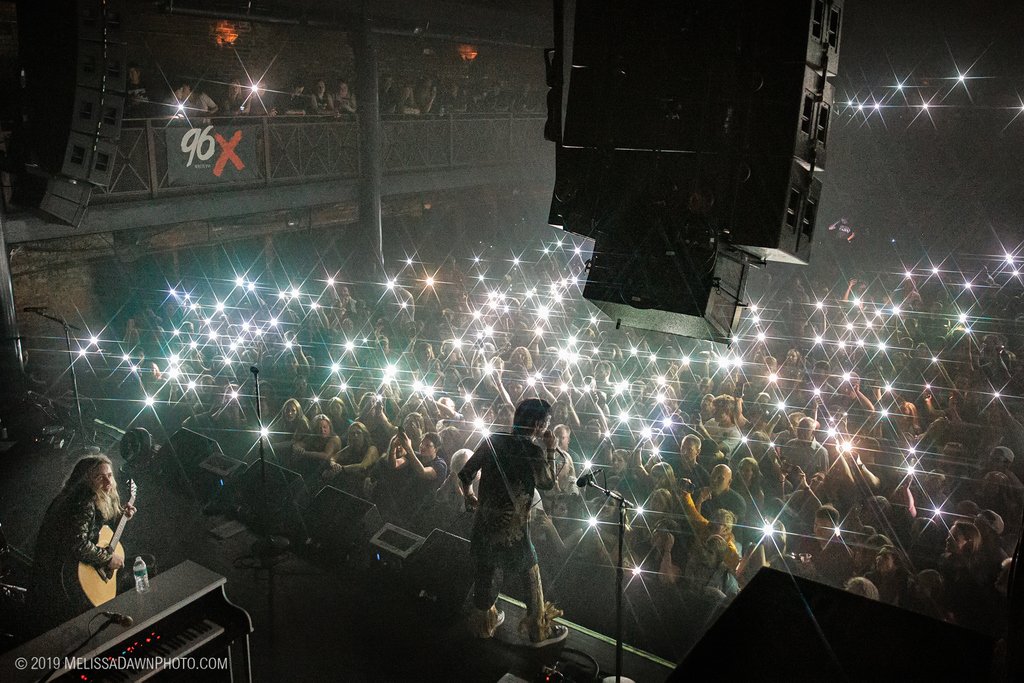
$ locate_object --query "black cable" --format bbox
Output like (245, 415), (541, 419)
(35, 613), (115, 683)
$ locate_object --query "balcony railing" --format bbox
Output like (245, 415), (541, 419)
(97, 113), (549, 201)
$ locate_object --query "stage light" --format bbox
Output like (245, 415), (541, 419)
(762, 521), (775, 537)
(891, 305), (901, 316)
(904, 270), (913, 279)
(768, 373), (778, 383)
(640, 426), (653, 440)
(291, 287), (301, 299)
(815, 300), (824, 309)
(662, 416), (673, 428)
(310, 301), (320, 310)
(635, 505), (644, 516)
(681, 356), (690, 366)
(187, 380), (196, 390)
(122, 353), (132, 362)
(852, 296), (862, 306)
(920, 102), (930, 111)
(826, 426), (837, 438)
(618, 411), (631, 423)
(279, 290), (288, 299)
(78, 348), (87, 357)
(1007, 253), (1015, 264)
(235, 276), (245, 287)
(856, 338), (865, 347)
(752, 314), (761, 324)
(958, 312), (968, 324)
(190, 302), (199, 310)
(906, 464), (916, 476)
(631, 566), (642, 577)
(880, 408), (889, 417)
(284, 340), (293, 349)
(629, 346), (638, 356)
(884, 383), (893, 393)
(228, 341), (238, 352)
(757, 331), (766, 342)
(932, 266), (940, 275)
(169, 288), (178, 298)
(963, 281), (973, 290)
(994, 390), (1001, 399)
(537, 306), (550, 320)
(223, 358), (232, 365)
(877, 341), (887, 352)
(405, 257), (413, 265)
(330, 362), (340, 373)
(776, 401), (787, 411)
(814, 335), (823, 345)
(590, 315), (598, 325)
(512, 257), (520, 266)
(383, 364), (397, 382)
(208, 331), (218, 341)
(649, 353), (657, 363)
(813, 387), (821, 397)
(189, 340), (199, 349)
(399, 301), (408, 310)
(1014, 270), (1020, 277)
(588, 516), (598, 528)
(750, 304), (758, 312)
(957, 73), (966, 83)
(247, 282), (256, 292)
(144, 395), (155, 407)
(413, 379), (424, 393)
(833, 526), (843, 537)
(425, 276), (435, 287)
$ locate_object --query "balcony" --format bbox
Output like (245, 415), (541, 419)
(96, 113), (551, 201)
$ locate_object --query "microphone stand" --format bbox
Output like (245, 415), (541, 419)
(249, 365), (289, 561)
(578, 470), (636, 683)
(25, 309), (87, 445)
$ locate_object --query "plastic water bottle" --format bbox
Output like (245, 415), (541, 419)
(133, 556), (150, 593)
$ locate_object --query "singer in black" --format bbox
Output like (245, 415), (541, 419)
(458, 398), (568, 646)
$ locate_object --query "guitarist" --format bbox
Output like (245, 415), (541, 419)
(29, 455), (136, 631)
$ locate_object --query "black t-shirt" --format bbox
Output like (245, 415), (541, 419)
(459, 433), (547, 548)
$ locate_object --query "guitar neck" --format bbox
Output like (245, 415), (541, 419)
(107, 491), (135, 550)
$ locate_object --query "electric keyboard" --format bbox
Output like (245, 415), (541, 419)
(1, 560), (252, 682)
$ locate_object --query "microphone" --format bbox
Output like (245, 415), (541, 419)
(23, 306), (47, 313)
(249, 365), (259, 376)
(100, 611), (134, 627)
(576, 466), (604, 488)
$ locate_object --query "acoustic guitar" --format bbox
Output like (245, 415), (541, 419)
(77, 480), (137, 607)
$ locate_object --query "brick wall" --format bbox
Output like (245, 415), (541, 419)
(122, 1), (542, 104)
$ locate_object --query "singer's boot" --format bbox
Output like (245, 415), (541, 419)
(468, 604), (504, 638)
(520, 563), (567, 647)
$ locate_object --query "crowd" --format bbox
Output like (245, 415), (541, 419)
(125, 63), (543, 121)
(63, 234), (1024, 652)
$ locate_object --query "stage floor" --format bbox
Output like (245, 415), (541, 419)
(0, 439), (674, 682)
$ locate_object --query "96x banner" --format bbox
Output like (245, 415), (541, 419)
(165, 124), (259, 184)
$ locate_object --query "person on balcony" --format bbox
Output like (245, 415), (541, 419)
(311, 79), (334, 115)
(334, 80), (357, 117)
(278, 82), (314, 116)
(398, 84), (421, 116)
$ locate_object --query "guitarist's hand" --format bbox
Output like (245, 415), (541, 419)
(108, 553), (125, 571)
(123, 503), (137, 519)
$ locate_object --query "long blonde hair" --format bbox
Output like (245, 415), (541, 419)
(65, 455), (121, 521)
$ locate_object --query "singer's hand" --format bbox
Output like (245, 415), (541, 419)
(464, 492), (479, 510)
(108, 553), (125, 571)
(122, 503), (137, 520)
(542, 429), (557, 452)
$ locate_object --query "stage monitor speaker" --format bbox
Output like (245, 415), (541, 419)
(305, 486), (384, 561)
(670, 567), (992, 682)
(400, 529), (474, 622)
(232, 461), (310, 539)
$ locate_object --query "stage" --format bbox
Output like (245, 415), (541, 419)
(0, 435), (675, 682)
